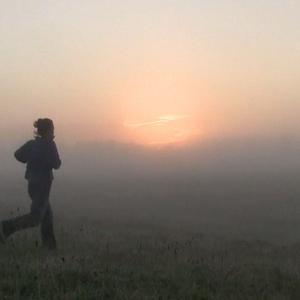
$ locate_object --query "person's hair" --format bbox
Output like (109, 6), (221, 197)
(34, 118), (54, 137)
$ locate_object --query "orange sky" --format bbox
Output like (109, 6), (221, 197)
(1, 1), (299, 146)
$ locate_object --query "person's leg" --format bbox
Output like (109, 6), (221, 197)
(0, 222), (6, 243)
(2, 213), (38, 238)
(41, 204), (56, 249)
(1, 181), (47, 239)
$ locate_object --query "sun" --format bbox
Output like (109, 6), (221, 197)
(124, 114), (200, 146)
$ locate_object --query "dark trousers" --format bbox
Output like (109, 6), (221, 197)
(2, 180), (56, 249)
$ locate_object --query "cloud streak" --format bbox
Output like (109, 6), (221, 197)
(124, 114), (190, 129)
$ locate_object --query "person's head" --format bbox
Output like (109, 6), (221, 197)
(34, 118), (54, 139)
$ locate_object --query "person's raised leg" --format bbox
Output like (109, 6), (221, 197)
(1, 213), (38, 239)
(0, 222), (6, 243)
(1, 180), (45, 240)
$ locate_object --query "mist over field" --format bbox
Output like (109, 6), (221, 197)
(1, 1), (300, 297)
(2, 135), (300, 244)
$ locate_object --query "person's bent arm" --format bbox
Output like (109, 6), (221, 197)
(49, 141), (62, 169)
(14, 141), (32, 163)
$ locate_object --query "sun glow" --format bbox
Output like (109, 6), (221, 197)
(111, 45), (212, 147)
(124, 114), (201, 146)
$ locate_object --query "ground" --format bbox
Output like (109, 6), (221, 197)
(1, 220), (300, 300)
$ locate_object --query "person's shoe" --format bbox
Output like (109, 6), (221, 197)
(0, 222), (6, 244)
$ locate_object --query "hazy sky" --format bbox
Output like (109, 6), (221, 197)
(1, 0), (299, 146)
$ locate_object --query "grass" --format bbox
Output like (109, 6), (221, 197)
(1, 221), (300, 299)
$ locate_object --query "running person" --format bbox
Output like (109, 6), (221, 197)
(0, 118), (61, 249)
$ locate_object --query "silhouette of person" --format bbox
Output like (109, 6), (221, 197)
(0, 118), (61, 249)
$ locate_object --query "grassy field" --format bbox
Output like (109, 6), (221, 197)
(1, 220), (300, 300)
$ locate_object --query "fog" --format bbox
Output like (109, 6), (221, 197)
(1, 136), (299, 244)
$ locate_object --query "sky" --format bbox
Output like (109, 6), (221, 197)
(1, 0), (299, 146)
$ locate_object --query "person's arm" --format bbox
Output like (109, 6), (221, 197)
(14, 141), (33, 163)
(49, 141), (62, 169)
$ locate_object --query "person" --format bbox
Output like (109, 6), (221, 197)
(0, 118), (61, 249)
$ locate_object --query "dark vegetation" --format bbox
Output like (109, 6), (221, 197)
(2, 218), (300, 300)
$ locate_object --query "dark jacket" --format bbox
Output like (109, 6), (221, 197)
(14, 137), (61, 181)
